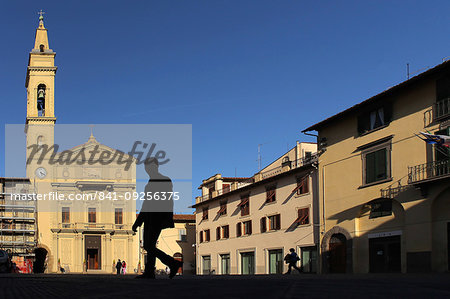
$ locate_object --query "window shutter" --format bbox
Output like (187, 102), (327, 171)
(248, 221), (252, 235)
(199, 231), (203, 243)
(276, 214), (281, 230)
(216, 227), (221, 240)
(384, 103), (393, 123)
(260, 217), (266, 233)
(303, 177), (309, 193)
(236, 223), (241, 237)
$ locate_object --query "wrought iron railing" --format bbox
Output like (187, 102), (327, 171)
(380, 185), (410, 199)
(434, 98), (450, 120)
(408, 159), (450, 183)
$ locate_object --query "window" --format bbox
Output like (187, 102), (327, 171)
(223, 184), (231, 193)
(243, 220), (252, 235)
(364, 147), (389, 184)
(62, 207), (70, 223)
(179, 229), (187, 242)
(115, 208), (123, 224)
(88, 208), (96, 223)
(216, 227), (221, 240)
(217, 202), (227, 216)
(236, 222), (242, 237)
(358, 105), (392, 135)
(295, 208), (309, 226)
(202, 255), (211, 275)
(221, 254), (230, 275)
(266, 186), (276, 203)
(369, 199), (392, 219)
(202, 207), (208, 220)
(222, 225), (229, 239)
(268, 214), (281, 231)
(239, 196), (250, 216)
(199, 231), (203, 243)
(436, 75), (450, 119)
(260, 217), (267, 233)
(208, 187), (215, 199)
(204, 229), (210, 242)
(296, 176), (309, 195)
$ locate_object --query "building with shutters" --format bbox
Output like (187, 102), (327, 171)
(193, 142), (319, 275)
(303, 60), (450, 273)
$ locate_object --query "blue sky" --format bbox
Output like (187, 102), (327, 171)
(1, 1), (450, 213)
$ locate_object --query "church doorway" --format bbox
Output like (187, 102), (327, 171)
(85, 236), (101, 270)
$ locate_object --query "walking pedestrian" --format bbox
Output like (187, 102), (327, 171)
(285, 248), (301, 274)
(132, 159), (183, 279)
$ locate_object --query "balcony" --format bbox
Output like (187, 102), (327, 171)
(259, 154), (318, 180)
(434, 98), (450, 120)
(408, 159), (450, 184)
(51, 222), (132, 234)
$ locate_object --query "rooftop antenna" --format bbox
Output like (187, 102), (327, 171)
(407, 63), (410, 80)
(257, 144), (262, 171)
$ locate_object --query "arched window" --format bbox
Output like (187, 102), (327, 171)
(40, 44), (45, 52)
(37, 84), (46, 116)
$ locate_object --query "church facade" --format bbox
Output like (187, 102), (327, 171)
(25, 15), (139, 273)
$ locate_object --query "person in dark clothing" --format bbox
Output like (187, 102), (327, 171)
(132, 159), (183, 279)
(285, 248), (301, 274)
(116, 259), (122, 275)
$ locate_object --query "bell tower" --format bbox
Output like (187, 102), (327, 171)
(25, 11), (57, 178)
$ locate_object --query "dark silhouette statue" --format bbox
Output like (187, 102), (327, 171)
(132, 158), (182, 279)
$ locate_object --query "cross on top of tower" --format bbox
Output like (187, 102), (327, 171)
(38, 9), (45, 21)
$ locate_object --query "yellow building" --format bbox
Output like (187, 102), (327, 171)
(24, 15), (138, 273)
(193, 142), (319, 275)
(303, 60), (450, 273)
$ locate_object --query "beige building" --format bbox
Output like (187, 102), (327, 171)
(193, 142), (319, 275)
(24, 16), (138, 273)
(303, 60), (450, 273)
(138, 214), (196, 275)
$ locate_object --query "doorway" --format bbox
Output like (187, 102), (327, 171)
(369, 235), (401, 273)
(329, 234), (347, 273)
(241, 252), (255, 275)
(301, 247), (318, 273)
(85, 235), (101, 270)
(87, 249), (99, 270)
(268, 249), (283, 274)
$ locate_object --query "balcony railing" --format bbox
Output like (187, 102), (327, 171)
(434, 98), (450, 120)
(54, 222), (131, 231)
(408, 159), (450, 184)
(260, 154), (318, 180)
(380, 185), (410, 199)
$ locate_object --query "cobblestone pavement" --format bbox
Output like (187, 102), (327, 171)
(0, 273), (449, 299)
